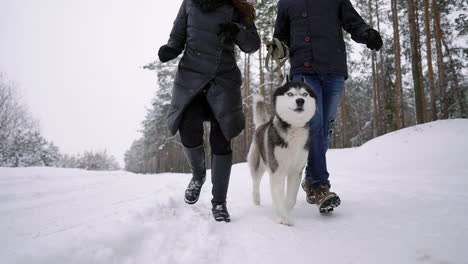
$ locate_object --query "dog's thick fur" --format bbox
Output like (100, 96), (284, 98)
(247, 78), (317, 226)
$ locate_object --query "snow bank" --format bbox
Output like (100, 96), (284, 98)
(1, 119), (467, 264)
(343, 119), (468, 170)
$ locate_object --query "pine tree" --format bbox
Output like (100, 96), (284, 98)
(407, 0), (426, 124)
(391, 0), (405, 129)
(438, 0), (467, 118)
(124, 138), (145, 173)
(423, 0), (438, 121)
(1, 74), (62, 167)
(255, 0), (277, 97)
(432, 0), (448, 119)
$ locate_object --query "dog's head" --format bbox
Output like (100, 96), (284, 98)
(273, 77), (317, 127)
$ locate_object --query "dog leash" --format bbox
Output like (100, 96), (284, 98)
(265, 38), (290, 82)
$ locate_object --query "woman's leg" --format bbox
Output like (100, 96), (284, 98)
(209, 119), (232, 155)
(209, 118), (232, 202)
(179, 93), (206, 148)
(209, 115), (233, 222)
(179, 92), (209, 204)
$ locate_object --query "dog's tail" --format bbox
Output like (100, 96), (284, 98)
(252, 94), (269, 128)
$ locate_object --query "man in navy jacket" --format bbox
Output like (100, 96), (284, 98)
(273, 0), (382, 213)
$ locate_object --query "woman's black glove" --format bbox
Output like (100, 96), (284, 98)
(362, 29), (383, 51)
(158, 45), (180, 63)
(218, 22), (240, 40)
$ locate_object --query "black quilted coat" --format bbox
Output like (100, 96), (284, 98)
(164, 0), (260, 140)
(273, 0), (372, 78)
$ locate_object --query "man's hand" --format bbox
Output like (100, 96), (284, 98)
(265, 39), (288, 60)
(362, 29), (383, 51)
(158, 45), (179, 63)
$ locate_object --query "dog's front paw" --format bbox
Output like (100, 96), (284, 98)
(278, 217), (294, 226)
(254, 199), (261, 205)
(253, 193), (261, 205)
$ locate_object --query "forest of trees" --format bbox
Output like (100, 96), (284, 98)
(0, 74), (60, 167)
(125, 0), (467, 174)
(0, 74), (120, 170)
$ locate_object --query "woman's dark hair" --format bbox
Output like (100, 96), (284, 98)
(232, 0), (255, 23)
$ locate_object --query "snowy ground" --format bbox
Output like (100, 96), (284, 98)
(1, 119), (468, 264)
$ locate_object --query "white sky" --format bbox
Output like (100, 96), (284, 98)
(0, 0), (183, 165)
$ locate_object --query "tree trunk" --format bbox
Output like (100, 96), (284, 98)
(442, 38), (466, 118)
(244, 54), (251, 150)
(423, 0), (437, 121)
(391, 0), (404, 129)
(368, 0), (379, 138)
(258, 32), (266, 98)
(406, 0), (426, 124)
(415, 0), (427, 121)
(375, 0), (386, 133)
(432, 0), (447, 119)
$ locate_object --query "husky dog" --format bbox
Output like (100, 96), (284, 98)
(247, 77), (317, 226)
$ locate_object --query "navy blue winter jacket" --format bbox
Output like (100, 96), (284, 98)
(273, 0), (372, 78)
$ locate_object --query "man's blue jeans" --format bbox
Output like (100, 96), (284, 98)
(292, 73), (345, 188)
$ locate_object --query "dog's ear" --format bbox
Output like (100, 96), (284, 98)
(301, 76), (306, 83)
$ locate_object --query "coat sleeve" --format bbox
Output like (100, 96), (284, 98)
(166, 0), (188, 54)
(339, 0), (371, 44)
(232, 20), (261, 54)
(273, 0), (290, 47)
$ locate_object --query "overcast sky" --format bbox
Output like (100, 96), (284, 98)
(0, 0), (183, 165)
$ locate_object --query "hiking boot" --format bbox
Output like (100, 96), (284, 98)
(183, 145), (206, 204)
(301, 179), (317, 204)
(185, 177), (206, 204)
(313, 184), (341, 214)
(212, 202), (230, 222)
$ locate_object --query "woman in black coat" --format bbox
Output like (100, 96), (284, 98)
(158, 0), (260, 222)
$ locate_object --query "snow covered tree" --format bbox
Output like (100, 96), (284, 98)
(124, 138), (145, 173)
(58, 154), (81, 168)
(0, 74), (61, 167)
(77, 150), (120, 171)
(123, 59), (191, 173)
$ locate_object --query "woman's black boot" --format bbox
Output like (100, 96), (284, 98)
(183, 145), (206, 204)
(211, 152), (232, 222)
(212, 202), (230, 222)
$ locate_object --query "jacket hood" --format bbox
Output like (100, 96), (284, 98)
(192, 0), (231, 13)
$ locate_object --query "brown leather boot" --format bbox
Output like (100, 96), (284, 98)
(313, 184), (341, 214)
(301, 179), (317, 204)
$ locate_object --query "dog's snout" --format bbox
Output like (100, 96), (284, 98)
(296, 98), (305, 107)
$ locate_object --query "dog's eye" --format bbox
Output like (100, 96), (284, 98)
(303, 93), (308, 97)
(287, 92), (294, 97)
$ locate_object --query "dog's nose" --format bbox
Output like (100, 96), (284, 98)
(296, 98), (305, 107)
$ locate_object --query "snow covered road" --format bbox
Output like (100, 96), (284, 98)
(1, 119), (467, 264)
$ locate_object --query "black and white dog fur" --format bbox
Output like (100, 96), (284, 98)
(247, 77), (317, 226)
